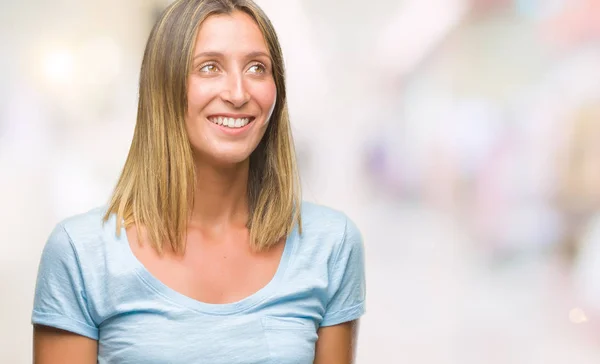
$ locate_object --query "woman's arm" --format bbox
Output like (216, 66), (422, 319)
(313, 320), (359, 364)
(33, 325), (97, 364)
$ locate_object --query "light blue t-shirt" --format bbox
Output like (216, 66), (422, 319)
(32, 202), (366, 363)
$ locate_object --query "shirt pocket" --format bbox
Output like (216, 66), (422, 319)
(261, 316), (318, 364)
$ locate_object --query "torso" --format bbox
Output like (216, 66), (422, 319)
(126, 224), (285, 304)
(32, 203), (364, 364)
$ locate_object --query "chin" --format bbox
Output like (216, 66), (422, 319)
(215, 154), (251, 166)
(195, 148), (254, 167)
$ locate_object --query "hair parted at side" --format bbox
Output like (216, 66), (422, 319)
(103, 0), (302, 254)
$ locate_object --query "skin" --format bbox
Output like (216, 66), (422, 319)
(314, 321), (359, 364)
(33, 11), (357, 364)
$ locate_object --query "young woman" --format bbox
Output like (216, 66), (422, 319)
(32, 1), (366, 363)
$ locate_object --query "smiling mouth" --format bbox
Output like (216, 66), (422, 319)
(208, 116), (256, 129)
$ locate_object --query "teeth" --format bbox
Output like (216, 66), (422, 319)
(209, 117), (251, 129)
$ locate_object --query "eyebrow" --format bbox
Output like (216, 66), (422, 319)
(193, 51), (271, 62)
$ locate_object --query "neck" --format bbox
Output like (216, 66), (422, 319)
(190, 158), (250, 229)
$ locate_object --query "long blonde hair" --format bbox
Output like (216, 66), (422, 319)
(104, 0), (301, 254)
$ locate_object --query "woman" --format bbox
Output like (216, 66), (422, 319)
(32, 0), (366, 363)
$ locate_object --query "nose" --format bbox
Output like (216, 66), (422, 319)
(220, 71), (250, 108)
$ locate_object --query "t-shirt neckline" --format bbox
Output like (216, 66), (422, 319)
(112, 215), (296, 315)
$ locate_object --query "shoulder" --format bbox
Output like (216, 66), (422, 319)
(59, 206), (108, 237)
(44, 206), (113, 261)
(300, 201), (347, 224)
(300, 201), (362, 237)
(34, 207), (124, 333)
(297, 201), (364, 260)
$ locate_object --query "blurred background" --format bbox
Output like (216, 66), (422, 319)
(2, 0), (600, 362)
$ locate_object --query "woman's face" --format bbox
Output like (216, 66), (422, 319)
(186, 11), (277, 166)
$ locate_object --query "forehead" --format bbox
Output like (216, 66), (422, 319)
(194, 11), (270, 55)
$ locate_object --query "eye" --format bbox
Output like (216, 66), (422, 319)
(199, 63), (220, 73)
(247, 63), (267, 74)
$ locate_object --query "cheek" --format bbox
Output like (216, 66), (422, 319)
(265, 90), (277, 123)
(186, 78), (215, 117)
(253, 82), (277, 124)
(185, 81), (214, 146)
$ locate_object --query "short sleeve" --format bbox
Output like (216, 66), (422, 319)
(31, 223), (99, 339)
(321, 217), (366, 327)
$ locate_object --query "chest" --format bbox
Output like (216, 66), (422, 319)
(127, 227), (284, 304)
(96, 225), (328, 364)
(98, 313), (318, 364)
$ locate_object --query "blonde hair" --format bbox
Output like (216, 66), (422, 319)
(104, 0), (301, 254)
